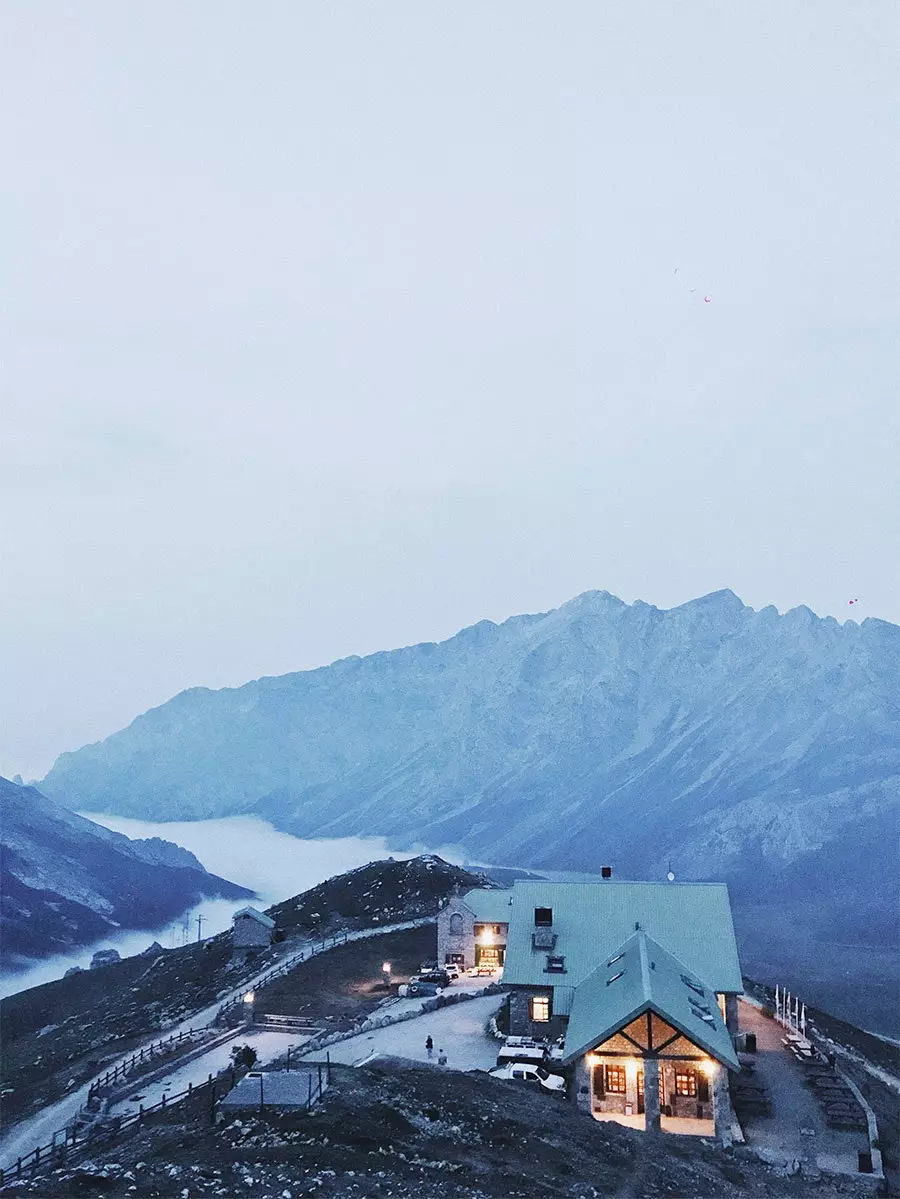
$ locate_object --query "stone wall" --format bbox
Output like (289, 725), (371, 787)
(233, 916), (272, 949)
(436, 896), (476, 969)
(508, 986), (566, 1040)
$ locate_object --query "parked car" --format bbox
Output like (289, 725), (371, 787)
(496, 1037), (549, 1067)
(419, 961), (439, 974)
(466, 964), (498, 977)
(489, 1062), (566, 1093)
(418, 969), (451, 987)
(443, 963), (462, 980)
(406, 979), (441, 997)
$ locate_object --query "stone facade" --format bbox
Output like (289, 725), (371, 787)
(508, 985), (566, 1041)
(436, 893), (509, 971)
(232, 910), (274, 949)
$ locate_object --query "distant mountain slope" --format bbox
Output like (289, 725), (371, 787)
(0, 777), (252, 967)
(39, 590), (900, 1027)
(42, 589), (899, 874)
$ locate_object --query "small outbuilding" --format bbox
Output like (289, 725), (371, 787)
(219, 1069), (322, 1112)
(232, 906), (276, 952)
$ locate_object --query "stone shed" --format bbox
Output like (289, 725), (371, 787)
(232, 905), (275, 953)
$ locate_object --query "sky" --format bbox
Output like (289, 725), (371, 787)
(1, 2), (898, 781)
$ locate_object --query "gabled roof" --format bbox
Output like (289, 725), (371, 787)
(562, 929), (739, 1069)
(460, 888), (513, 923)
(233, 905), (275, 929)
(502, 880), (742, 996)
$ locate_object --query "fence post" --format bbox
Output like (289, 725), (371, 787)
(307, 1072), (312, 1108)
(139, 1104), (143, 1125)
(326, 1051), (331, 1083)
(161, 1094), (166, 1109)
(317, 1062), (322, 1094)
(35, 1146), (40, 1166)
(16, 1158), (21, 1177)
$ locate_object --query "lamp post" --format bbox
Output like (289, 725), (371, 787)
(382, 962), (392, 987)
(242, 990), (255, 1025)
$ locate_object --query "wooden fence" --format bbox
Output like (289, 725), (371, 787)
(86, 1026), (207, 1101)
(0, 1059), (330, 1189)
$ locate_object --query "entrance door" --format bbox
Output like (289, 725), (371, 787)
(475, 946), (501, 967)
(636, 1067), (666, 1116)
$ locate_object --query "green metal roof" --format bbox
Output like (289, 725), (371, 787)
(501, 880), (742, 1001)
(461, 888), (514, 922)
(562, 929), (739, 1070)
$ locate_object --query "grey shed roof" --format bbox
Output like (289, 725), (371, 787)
(232, 906), (275, 929)
(502, 880), (742, 1001)
(461, 888), (514, 922)
(219, 1070), (317, 1109)
(562, 929), (739, 1070)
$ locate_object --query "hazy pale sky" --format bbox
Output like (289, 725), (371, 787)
(2, 3), (898, 780)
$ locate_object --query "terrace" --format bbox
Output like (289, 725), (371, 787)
(734, 999), (880, 1181)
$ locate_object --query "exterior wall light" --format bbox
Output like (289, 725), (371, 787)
(243, 991), (255, 1004)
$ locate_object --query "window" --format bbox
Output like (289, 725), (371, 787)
(674, 1070), (698, 1097)
(604, 1064), (626, 1094)
(529, 995), (551, 1022)
(534, 907), (553, 926)
(681, 974), (705, 997)
(545, 955), (566, 973)
(448, 913), (464, 936)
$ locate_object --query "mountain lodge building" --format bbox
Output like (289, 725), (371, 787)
(436, 877), (744, 1140)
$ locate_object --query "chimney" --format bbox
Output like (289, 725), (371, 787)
(601, 866), (612, 879)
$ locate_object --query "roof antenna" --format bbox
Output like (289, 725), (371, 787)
(666, 860), (676, 883)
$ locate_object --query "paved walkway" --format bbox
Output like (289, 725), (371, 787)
(0, 918), (430, 1172)
(737, 1000), (866, 1176)
(301, 993), (504, 1071)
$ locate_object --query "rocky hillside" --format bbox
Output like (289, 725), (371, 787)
(37, 590), (900, 1030)
(0, 777), (252, 968)
(16, 1060), (879, 1199)
(0, 854), (486, 1128)
(268, 855), (493, 938)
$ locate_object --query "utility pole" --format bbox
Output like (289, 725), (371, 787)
(196, 914), (206, 942)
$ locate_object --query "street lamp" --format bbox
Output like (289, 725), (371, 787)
(242, 990), (255, 1024)
(382, 962), (392, 986)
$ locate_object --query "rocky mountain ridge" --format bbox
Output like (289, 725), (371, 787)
(0, 776), (252, 968)
(37, 589), (900, 1030)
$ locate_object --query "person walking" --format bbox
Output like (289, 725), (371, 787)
(437, 1048), (447, 1066)
(425, 1035), (434, 1059)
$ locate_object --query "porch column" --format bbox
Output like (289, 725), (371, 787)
(572, 1056), (591, 1113)
(724, 994), (739, 1037)
(643, 1058), (661, 1135)
(712, 1065), (733, 1146)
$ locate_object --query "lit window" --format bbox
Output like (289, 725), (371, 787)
(605, 1064), (626, 1094)
(530, 995), (551, 1022)
(675, 1070), (697, 1097)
